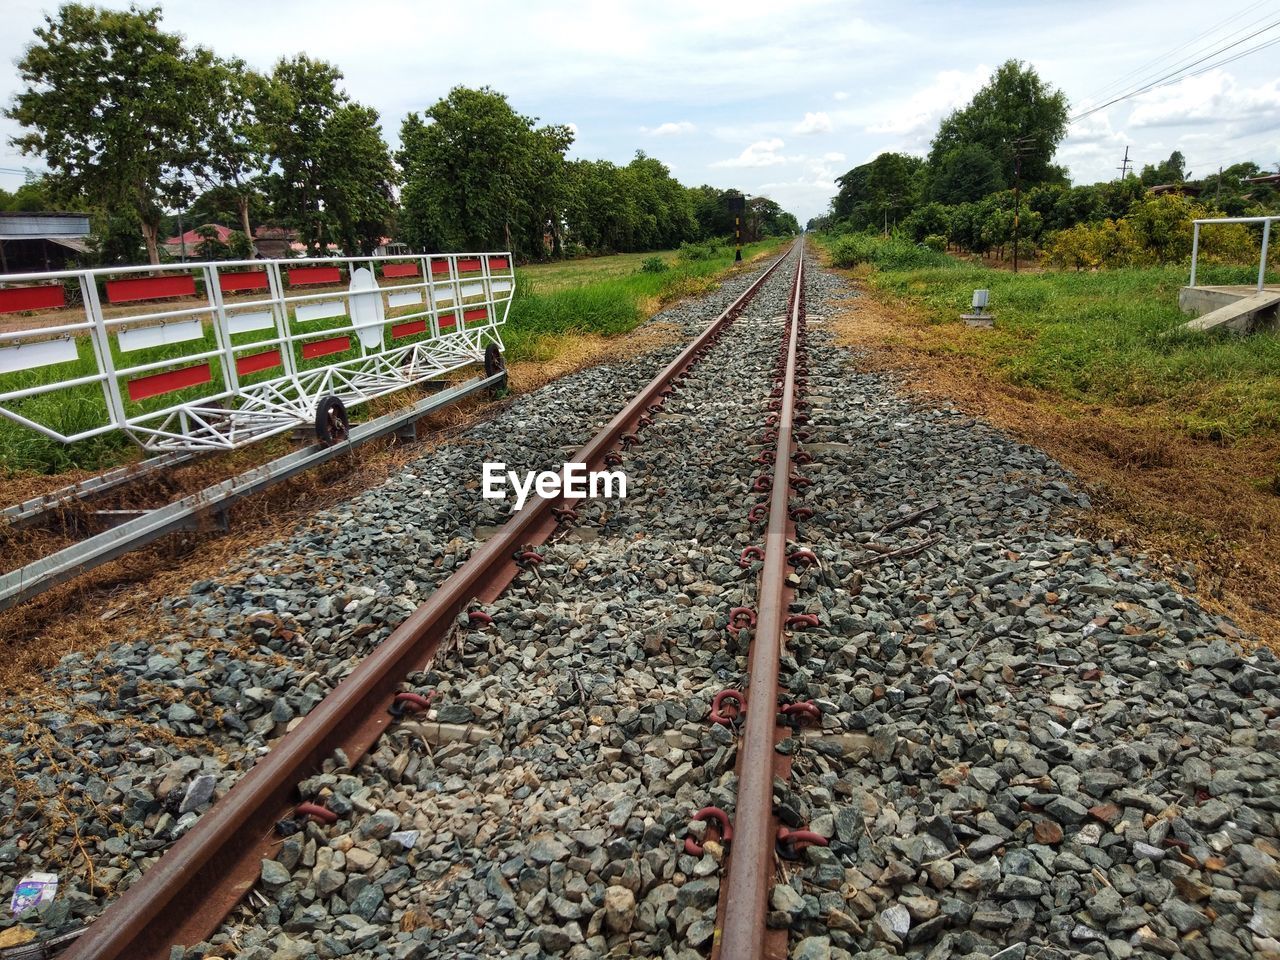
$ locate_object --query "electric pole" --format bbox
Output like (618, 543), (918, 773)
(1117, 146), (1132, 180)
(1012, 135), (1035, 274)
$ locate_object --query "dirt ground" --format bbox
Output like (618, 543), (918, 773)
(825, 273), (1280, 650)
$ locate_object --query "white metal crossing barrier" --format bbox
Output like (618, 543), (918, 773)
(0, 251), (514, 452)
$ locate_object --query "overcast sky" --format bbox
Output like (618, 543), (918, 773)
(1, 0), (1278, 224)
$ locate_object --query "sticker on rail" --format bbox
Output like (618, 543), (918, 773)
(0, 252), (513, 453)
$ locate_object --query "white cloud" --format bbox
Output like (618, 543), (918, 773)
(833, 91), (849, 101)
(1128, 70), (1280, 132)
(712, 138), (792, 168)
(642, 121), (697, 136)
(793, 111), (832, 135)
(865, 66), (988, 149)
(566, 122), (580, 137)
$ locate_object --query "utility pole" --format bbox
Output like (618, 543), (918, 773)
(1216, 166), (1223, 203)
(1117, 146), (1132, 180)
(1012, 135), (1035, 274)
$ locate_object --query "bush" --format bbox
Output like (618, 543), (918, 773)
(677, 240), (722, 262)
(638, 255), (668, 274)
(830, 233), (955, 271)
(923, 234), (946, 252)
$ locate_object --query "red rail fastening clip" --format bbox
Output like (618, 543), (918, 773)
(394, 691), (436, 713)
(762, 429), (779, 443)
(728, 607), (757, 632)
(748, 503), (769, 522)
(753, 450), (774, 465)
(789, 548), (819, 568)
(776, 826), (829, 858)
(790, 506), (815, 521)
(791, 475), (813, 489)
(514, 549), (545, 567)
(738, 546), (765, 568)
(551, 506), (579, 523)
(752, 476), (773, 493)
(620, 433), (642, 449)
(638, 414), (655, 428)
(792, 450), (814, 465)
(765, 413), (780, 427)
(604, 452), (623, 468)
(785, 613), (821, 630)
(659, 387), (676, 399)
(467, 610), (494, 626)
(684, 806), (733, 856)
(780, 700), (822, 726)
(647, 403), (664, 415)
(795, 430), (813, 442)
(709, 689), (746, 725)
(296, 802), (338, 825)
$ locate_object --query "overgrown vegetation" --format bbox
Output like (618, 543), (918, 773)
(820, 233), (1280, 443)
(502, 238), (784, 362)
(812, 59), (1278, 268)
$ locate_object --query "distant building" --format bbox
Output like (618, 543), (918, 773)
(163, 224), (235, 259)
(0, 211), (91, 273)
(1148, 183), (1202, 198)
(253, 226), (296, 259)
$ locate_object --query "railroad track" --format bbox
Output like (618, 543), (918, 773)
(6, 240), (1277, 960)
(49, 243), (801, 959)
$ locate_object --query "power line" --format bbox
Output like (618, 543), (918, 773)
(1070, 17), (1280, 123)
(1075, 0), (1274, 112)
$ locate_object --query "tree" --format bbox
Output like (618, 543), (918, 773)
(1139, 150), (1187, 187)
(930, 144), (1004, 204)
(6, 5), (216, 263)
(399, 86), (572, 259)
(832, 153), (924, 231)
(200, 58), (268, 253)
(258, 55), (341, 254)
(928, 60), (1069, 189)
(318, 103), (397, 255)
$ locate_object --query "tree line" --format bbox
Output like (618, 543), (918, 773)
(814, 59), (1280, 268)
(4, 4), (798, 267)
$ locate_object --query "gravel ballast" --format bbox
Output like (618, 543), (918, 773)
(2, 245), (1276, 960)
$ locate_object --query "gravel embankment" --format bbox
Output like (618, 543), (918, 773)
(5, 246), (1277, 960)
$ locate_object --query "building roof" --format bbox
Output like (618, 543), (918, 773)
(0, 211), (92, 240)
(165, 224), (235, 249)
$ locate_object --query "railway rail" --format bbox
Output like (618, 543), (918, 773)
(59, 244), (800, 960)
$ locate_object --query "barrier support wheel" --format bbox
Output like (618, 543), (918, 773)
(315, 395), (349, 447)
(484, 344), (508, 395)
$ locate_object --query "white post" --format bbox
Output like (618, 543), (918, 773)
(1190, 222), (1200, 287)
(1260, 219), (1272, 293)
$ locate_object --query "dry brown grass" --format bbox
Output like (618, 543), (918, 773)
(825, 268), (1280, 649)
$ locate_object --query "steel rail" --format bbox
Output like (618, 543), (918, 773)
(59, 246), (794, 960)
(2, 451), (196, 530)
(718, 247), (807, 959)
(0, 372), (505, 613)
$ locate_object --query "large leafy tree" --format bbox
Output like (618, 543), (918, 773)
(930, 144), (1005, 204)
(257, 55), (394, 256)
(6, 4), (217, 263)
(833, 152), (925, 230)
(928, 60), (1069, 189)
(398, 86), (572, 259)
(200, 58), (268, 253)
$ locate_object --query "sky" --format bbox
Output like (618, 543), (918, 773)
(1, 0), (1278, 225)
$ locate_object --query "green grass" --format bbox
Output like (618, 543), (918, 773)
(502, 238), (785, 362)
(860, 256), (1280, 441)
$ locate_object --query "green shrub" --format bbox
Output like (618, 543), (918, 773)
(829, 233), (955, 270)
(638, 255), (668, 274)
(923, 234), (946, 252)
(677, 240), (722, 262)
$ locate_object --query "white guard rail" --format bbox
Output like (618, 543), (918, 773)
(0, 251), (514, 452)
(1189, 216), (1276, 291)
